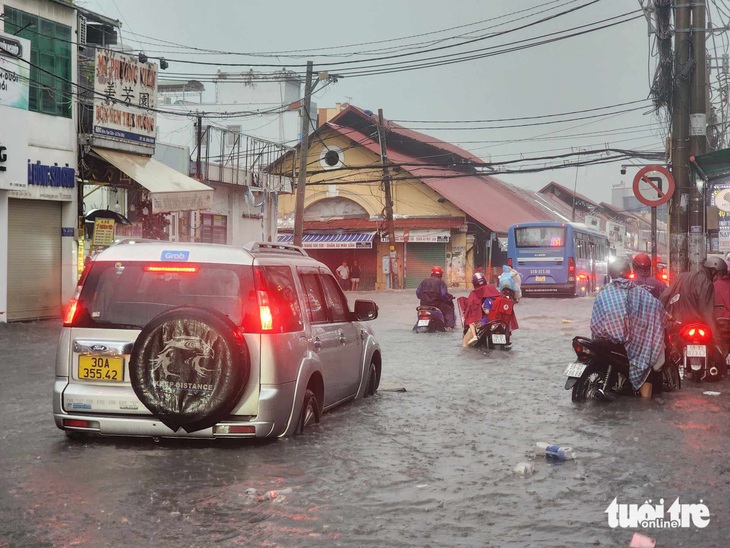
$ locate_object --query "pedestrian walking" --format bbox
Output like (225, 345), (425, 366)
(350, 260), (361, 291)
(336, 259), (351, 290)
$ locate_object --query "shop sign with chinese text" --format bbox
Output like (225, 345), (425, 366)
(93, 50), (158, 148)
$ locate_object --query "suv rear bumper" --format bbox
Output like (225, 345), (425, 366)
(53, 378), (296, 439)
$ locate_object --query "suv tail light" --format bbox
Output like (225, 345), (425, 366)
(254, 268), (273, 332)
(63, 265), (92, 327)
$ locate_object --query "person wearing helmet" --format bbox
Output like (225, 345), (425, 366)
(714, 260), (730, 319)
(661, 257), (728, 374)
(590, 258), (668, 398)
(631, 253), (665, 300)
(498, 265), (522, 302)
(416, 266), (455, 330)
(460, 271), (516, 347)
(714, 260), (730, 351)
(661, 257), (727, 337)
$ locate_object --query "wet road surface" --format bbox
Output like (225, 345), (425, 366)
(1, 291), (729, 547)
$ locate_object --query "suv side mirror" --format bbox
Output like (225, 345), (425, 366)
(354, 300), (378, 321)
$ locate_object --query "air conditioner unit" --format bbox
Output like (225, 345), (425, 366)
(77, 14), (87, 51)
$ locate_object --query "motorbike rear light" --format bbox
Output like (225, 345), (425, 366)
(628, 272), (636, 279)
(572, 338), (592, 356)
(144, 264), (199, 273)
(680, 323), (711, 344)
(568, 257), (575, 274)
(507, 258), (513, 268)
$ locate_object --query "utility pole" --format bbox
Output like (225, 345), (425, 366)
(670, 2), (692, 275)
(378, 109), (399, 290)
(294, 61), (314, 247)
(195, 112), (203, 180)
(688, 0), (707, 270)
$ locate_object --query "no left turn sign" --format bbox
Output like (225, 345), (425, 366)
(632, 165), (675, 207)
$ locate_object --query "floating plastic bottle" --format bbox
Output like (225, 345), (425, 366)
(535, 442), (575, 461)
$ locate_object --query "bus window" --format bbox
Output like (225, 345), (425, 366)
(515, 226), (565, 248)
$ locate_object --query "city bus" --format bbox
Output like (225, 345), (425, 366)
(506, 222), (610, 297)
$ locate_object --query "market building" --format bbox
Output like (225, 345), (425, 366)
(275, 104), (569, 290)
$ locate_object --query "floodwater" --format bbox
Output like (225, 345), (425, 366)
(1, 290), (729, 547)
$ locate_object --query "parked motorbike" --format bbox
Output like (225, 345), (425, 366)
(413, 305), (447, 333)
(565, 336), (681, 403)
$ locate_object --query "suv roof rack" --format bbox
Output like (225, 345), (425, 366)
(244, 241), (309, 256)
(112, 238), (161, 246)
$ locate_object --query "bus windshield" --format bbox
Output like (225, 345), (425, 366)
(515, 226), (565, 248)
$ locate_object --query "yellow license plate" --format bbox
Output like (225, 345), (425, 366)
(535, 276), (546, 282)
(78, 355), (124, 382)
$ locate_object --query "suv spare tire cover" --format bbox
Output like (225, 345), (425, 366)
(129, 306), (250, 433)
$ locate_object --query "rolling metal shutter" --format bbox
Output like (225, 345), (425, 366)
(405, 243), (447, 289)
(7, 199), (62, 321)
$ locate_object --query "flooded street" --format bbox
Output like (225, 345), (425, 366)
(2, 291), (730, 547)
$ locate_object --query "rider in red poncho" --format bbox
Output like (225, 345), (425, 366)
(462, 272), (519, 331)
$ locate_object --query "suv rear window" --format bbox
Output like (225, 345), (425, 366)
(74, 261), (255, 329)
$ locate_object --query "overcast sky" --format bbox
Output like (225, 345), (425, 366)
(79, 0), (696, 206)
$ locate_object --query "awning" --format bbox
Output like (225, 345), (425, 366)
(380, 229), (450, 243)
(691, 148), (730, 183)
(278, 232), (376, 249)
(92, 147), (213, 213)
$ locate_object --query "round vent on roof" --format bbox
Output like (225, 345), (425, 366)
(319, 145), (344, 170)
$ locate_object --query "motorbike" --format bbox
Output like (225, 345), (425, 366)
(457, 287), (515, 350)
(667, 320), (726, 382)
(565, 336), (681, 403)
(664, 294), (726, 382)
(413, 305), (447, 333)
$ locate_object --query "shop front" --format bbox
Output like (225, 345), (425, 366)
(277, 232), (378, 290)
(1, 135), (78, 320)
(381, 229), (455, 289)
(80, 147), (214, 249)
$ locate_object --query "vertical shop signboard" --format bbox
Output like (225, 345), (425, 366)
(712, 186), (730, 253)
(92, 218), (116, 247)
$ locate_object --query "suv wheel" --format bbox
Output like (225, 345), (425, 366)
(364, 362), (378, 398)
(129, 306), (250, 433)
(296, 389), (320, 435)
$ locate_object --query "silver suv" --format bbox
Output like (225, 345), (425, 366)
(54, 240), (381, 439)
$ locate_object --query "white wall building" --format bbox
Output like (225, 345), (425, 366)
(151, 70), (301, 245)
(157, 70), (303, 147)
(0, 0), (80, 322)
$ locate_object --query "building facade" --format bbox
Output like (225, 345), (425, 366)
(275, 105), (568, 290)
(0, 0), (80, 322)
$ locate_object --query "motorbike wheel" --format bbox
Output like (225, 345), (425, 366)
(571, 363), (607, 403)
(661, 363), (681, 392)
